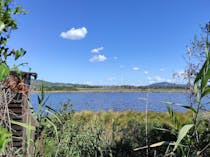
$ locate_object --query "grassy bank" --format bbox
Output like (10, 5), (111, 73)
(31, 87), (186, 93)
(42, 109), (210, 157)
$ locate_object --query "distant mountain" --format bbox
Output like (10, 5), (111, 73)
(31, 79), (74, 87)
(30, 79), (76, 91)
(30, 80), (186, 91)
(30, 79), (98, 91)
(149, 82), (186, 88)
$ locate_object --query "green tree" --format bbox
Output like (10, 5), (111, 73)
(0, 0), (27, 80)
(0, 0), (27, 155)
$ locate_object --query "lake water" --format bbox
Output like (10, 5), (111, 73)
(30, 92), (210, 112)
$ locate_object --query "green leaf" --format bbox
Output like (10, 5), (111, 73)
(0, 63), (9, 81)
(196, 60), (207, 80)
(175, 104), (197, 113)
(38, 96), (42, 105)
(201, 68), (210, 93)
(154, 127), (171, 132)
(45, 110), (62, 124)
(201, 87), (210, 98)
(27, 100), (38, 120)
(46, 105), (59, 114)
(0, 21), (5, 32)
(0, 126), (12, 154)
(194, 81), (199, 94)
(14, 51), (20, 60)
(194, 59), (207, 88)
(173, 124), (193, 152)
(19, 48), (26, 56)
(16, 62), (28, 68)
(134, 141), (170, 151)
(13, 5), (27, 15)
(46, 117), (59, 141)
(0, 37), (7, 45)
(150, 141), (169, 147)
(11, 120), (36, 131)
(14, 48), (26, 60)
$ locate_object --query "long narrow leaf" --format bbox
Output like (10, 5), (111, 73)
(194, 60), (207, 84)
(154, 127), (171, 132)
(45, 110), (62, 124)
(175, 104), (197, 113)
(11, 120), (35, 131)
(46, 105), (59, 115)
(26, 114), (32, 156)
(173, 124), (193, 152)
(134, 141), (170, 151)
(46, 117), (59, 141)
(201, 69), (210, 93)
(201, 87), (210, 98)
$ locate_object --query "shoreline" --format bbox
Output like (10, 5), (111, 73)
(31, 88), (186, 94)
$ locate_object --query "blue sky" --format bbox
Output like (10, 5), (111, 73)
(8, 0), (210, 85)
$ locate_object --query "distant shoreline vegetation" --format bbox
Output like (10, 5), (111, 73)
(31, 80), (186, 93)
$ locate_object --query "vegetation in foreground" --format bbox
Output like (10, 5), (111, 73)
(41, 105), (209, 157)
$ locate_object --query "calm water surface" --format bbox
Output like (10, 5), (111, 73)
(29, 92), (210, 112)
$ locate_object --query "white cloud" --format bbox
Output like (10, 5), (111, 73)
(144, 70), (149, 74)
(113, 56), (118, 60)
(83, 81), (94, 85)
(89, 54), (107, 62)
(107, 77), (116, 81)
(160, 68), (165, 72)
(133, 67), (140, 71)
(60, 27), (88, 40)
(147, 76), (152, 81)
(91, 47), (104, 53)
(147, 76), (172, 84)
(153, 76), (164, 82)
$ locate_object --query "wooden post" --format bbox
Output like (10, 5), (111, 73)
(7, 71), (38, 156)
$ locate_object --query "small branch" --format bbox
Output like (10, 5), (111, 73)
(197, 143), (210, 156)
